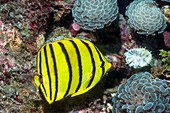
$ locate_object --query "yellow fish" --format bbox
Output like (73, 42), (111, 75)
(33, 38), (112, 104)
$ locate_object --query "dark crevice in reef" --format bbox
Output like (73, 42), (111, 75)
(133, 32), (166, 58)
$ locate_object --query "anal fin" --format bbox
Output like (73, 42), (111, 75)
(71, 87), (91, 97)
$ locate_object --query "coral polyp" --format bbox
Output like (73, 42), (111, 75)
(124, 47), (152, 68)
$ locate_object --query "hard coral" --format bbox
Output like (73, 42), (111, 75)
(112, 72), (170, 113)
(125, 0), (167, 36)
(72, 0), (118, 31)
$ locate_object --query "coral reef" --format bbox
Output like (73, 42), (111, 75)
(53, 1), (73, 22)
(47, 26), (72, 41)
(72, 0), (118, 31)
(124, 47), (152, 68)
(112, 72), (170, 113)
(118, 14), (138, 53)
(0, 21), (22, 74)
(159, 50), (170, 87)
(0, 0), (53, 39)
(162, 69), (170, 88)
(0, 17), (42, 112)
(0, 0), (169, 112)
(105, 53), (125, 70)
(0, 76), (42, 113)
(125, 0), (167, 36)
(151, 65), (170, 88)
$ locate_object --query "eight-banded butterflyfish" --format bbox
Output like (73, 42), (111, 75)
(33, 37), (112, 104)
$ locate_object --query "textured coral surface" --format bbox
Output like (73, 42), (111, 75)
(125, 0), (167, 36)
(112, 72), (170, 113)
(72, 0), (118, 31)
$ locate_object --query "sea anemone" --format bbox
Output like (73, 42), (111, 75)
(124, 47), (152, 68)
(72, 0), (118, 31)
(112, 72), (170, 113)
(125, 0), (167, 36)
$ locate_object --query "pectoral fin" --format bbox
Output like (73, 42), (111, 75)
(32, 75), (41, 91)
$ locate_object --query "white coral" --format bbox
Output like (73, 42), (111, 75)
(125, 0), (167, 36)
(124, 47), (152, 68)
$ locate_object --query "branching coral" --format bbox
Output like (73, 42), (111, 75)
(72, 0), (118, 31)
(112, 72), (170, 113)
(125, 0), (167, 36)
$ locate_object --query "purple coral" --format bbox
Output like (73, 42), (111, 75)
(163, 31), (170, 48)
(112, 72), (170, 113)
